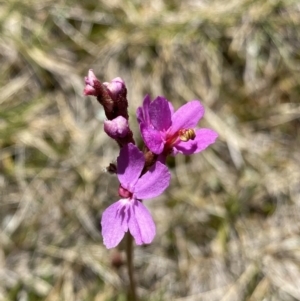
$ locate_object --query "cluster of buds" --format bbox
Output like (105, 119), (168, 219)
(84, 70), (134, 147)
(84, 70), (218, 249)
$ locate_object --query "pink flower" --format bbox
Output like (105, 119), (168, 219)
(101, 143), (171, 249)
(137, 95), (218, 156)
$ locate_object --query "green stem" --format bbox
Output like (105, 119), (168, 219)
(125, 232), (138, 301)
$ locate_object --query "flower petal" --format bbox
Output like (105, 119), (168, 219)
(137, 95), (151, 126)
(174, 128), (218, 155)
(170, 101), (205, 134)
(128, 200), (156, 245)
(117, 143), (145, 188)
(140, 124), (165, 154)
(135, 162), (170, 199)
(149, 96), (172, 131)
(168, 101), (175, 116)
(101, 200), (129, 249)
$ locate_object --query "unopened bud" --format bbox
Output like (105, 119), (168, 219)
(103, 77), (126, 101)
(104, 116), (129, 139)
(84, 69), (99, 96)
(105, 163), (117, 174)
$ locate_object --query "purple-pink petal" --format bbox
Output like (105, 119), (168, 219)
(128, 201), (156, 245)
(174, 128), (218, 155)
(135, 162), (171, 200)
(117, 144), (144, 189)
(137, 95), (151, 126)
(170, 101), (205, 135)
(140, 124), (165, 154)
(149, 96), (172, 131)
(101, 200), (129, 249)
(168, 101), (175, 116)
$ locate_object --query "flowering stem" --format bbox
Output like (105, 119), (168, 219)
(125, 232), (138, 301)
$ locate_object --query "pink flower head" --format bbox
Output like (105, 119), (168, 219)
(101, 143), (171, 249)
(137, 95), (218, 156)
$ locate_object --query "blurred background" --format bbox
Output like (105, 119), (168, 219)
(1, 0), (300, 300)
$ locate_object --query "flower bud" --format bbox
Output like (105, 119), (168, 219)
(104, 116), (129, 139)
(84, 69), (99, 96)
(103, 77), (126, 101)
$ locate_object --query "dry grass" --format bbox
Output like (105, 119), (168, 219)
(1, 0), (300, 300)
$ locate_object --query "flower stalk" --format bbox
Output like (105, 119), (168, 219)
(126, 233), (138, 301)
